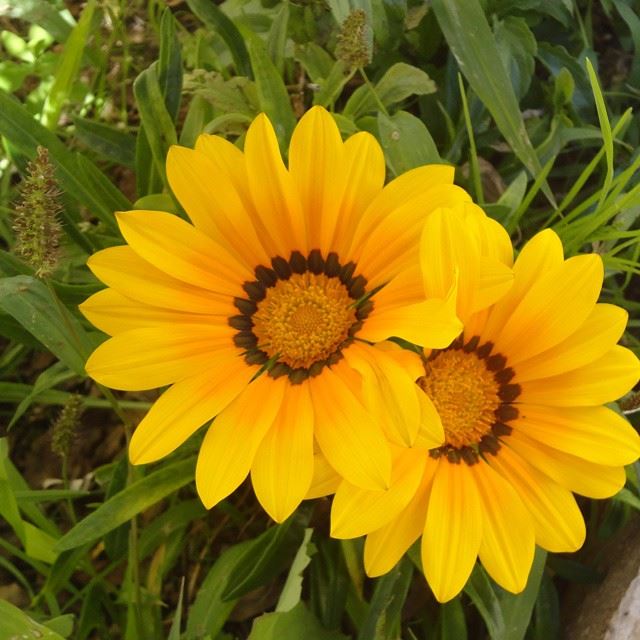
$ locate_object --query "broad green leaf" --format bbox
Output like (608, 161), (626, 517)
(0, 275), (93, 375)
(295, 43), (335, 83)
(249, 603), (348, 640)
(133, 63), (177, 185)
(43, 614), (75, 638)
(267, 1), (290, 76)
(377, 111), (441, 177)
(1, 0), (73, 43)
(531, 572), (560, 640)
(432, 0), (553, 204)
(344, 63), (436, 118)
(54, 458), (195, 551)
(24, 521), (58, 564)
(186, 0), (252, 77)
(0, 90), (131, 227)
(438, 599), (468, 640)
(73, 117), (136, 167)
(313, 61), (353, 108)
(246, 32), (296, 151)
(0, 599), (66, 639)
(222, 508), (310, 600)
(276, 527), (314, 612)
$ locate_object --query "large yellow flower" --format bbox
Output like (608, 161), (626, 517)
(329, 223), (640, 602)
(79, 106), (497, 522)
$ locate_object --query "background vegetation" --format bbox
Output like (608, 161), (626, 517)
(0, 0), (639, 637)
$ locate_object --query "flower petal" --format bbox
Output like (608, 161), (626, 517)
(310, 362), (391, 490)
(251, 381), (315, 522)
(519, 345), (640, 406)
(306, 452), (341, 499)
(85, 324), (235, 390)
(493, 254), (603, 364)
(488, 445), (585, 552)
(196, 374), (286, 508)
(515, 304), (628, 382)
(505, 430), (626, 499)
(288, 106), (346, 254)
(79, 288), (226, 336)
(167, 144), (269, 267)
(87, 246), (231, 314)
(244, 113), (306, 254)
(129, 351), (255, 464)
(331, 448), (426, 538)
(513, 404), (640, 466)
(422, 459), (483, 602)
(363, 458), (437, 577)
(116, 210), (251, 296)
(472, 461), (535, 594)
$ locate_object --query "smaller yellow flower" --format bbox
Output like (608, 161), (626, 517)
(326, 224), (640, 602)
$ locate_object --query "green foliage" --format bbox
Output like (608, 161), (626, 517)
(0, 0), (639, 637)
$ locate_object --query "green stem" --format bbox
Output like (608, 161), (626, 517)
(358, 67), (389, 116)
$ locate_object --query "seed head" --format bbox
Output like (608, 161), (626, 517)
(336, 9), (371, 70)
(51, 395), (83, 459)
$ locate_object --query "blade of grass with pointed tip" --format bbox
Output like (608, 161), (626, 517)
(432, 0), (554, 205)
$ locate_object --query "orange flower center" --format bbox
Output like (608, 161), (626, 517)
(418, 349), (500, 448)
(416, 337), (521, 465)
(253, 273), (357, 370)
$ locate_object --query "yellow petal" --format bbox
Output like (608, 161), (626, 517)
(506, 430), (626, 498)
(422, 459), (483, 602)
(493, 254), (603, 364)
(129, 352), (254, 464)
(167, 144), (269, 267)
(351, 164), (455, 256)
(344, 343), (425, 446)
(519, 345), (640, 406)
(288, 106), (346, 254)
(310, 362), (391, 490)
(331, 447), (426, 538)
(244, 113), (306, 254)
(251, 381), (315, 522)
(196, 375), (286, 508)
(414, 391), (446, 449)
(85, 324), (234, 390)
(79, 288), (226, 336)
(488, 445), (585, 552)
(116, 210), (251, 296)
(364, 458), (437, 577)
(358, 296), (462, 349)
(482, 229), (564, 344)
(306, 452), (341, 499)
(87, 246), (231, 315)
(334, 132), (385, 259)
(357, 184), (472, 288)
(515, 304), (628, 382)
(472, 461), (535, 594)
(513, 404), (640, 466)
(462, 203), (513, 267)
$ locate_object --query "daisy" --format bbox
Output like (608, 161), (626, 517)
(80, 107), (504, 522)
(329, 223), (640, 602)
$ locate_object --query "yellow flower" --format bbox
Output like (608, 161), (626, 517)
(80, 106), (479, 522)
(329, 225), (640, 602)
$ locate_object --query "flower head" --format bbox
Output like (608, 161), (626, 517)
(80, 107), (482, 522)
(329, 226), (640, 602)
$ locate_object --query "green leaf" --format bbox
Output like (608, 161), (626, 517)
(276, 527), (314, 612)
(344, 63), (436, 118)
(0, 599), (66, 639)
(357, 557), (413, 640)
(437, 599), (468, 640)
(133, 63), (178, 186)
(222, 508), (310, 600)
(0, 275), (93, 375)
(73, 117), (136, 167)
(377, 111), (441, 177)
(186, 0), (252, 77)
(43, 614), (75, 638)
(168, 579), (185, 640)
(246, 32), (296, 151)
(313, 61), (353, 108)
(2, 0), (73, 43)
(158, 9), (183, 122)
(267, 1), (290, 76)
(249, 602), (348, 640)
(41, 0), (96, 128)
(431, 0), (554, 205)
(54, 458), (195, 551)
